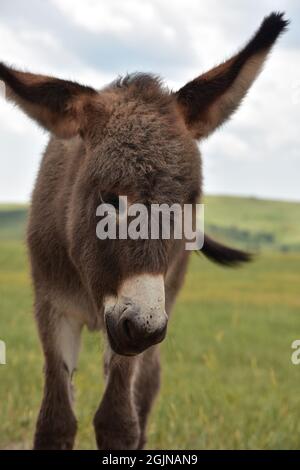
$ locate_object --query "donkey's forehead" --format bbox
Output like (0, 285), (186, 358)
(101, 73), (179, 131)
(86, 74), (198, 200)
(95, 76), (186, 153)
(95, 106), (191, 199)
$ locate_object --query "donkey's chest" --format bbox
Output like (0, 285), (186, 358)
(51, 288), (104, 332)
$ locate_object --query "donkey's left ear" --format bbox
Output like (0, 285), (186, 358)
(0, 63), (98, 138)
(175, 12), (289, 139)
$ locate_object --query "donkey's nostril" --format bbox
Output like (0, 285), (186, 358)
(122, 317), (134, 341)
(113, 304), (168, 355)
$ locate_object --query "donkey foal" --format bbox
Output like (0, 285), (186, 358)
(0, 12), (288, 449)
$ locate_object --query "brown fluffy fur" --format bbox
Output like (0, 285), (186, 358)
(0, 12), (287, 449)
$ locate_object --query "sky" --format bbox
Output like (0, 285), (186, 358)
(0, 0), (299, 202)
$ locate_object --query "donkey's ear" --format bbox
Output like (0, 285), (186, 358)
(0, 63), (98, 138)
(175, 12), (289, 139)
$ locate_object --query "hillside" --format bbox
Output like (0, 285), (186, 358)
(0, 196), (299, 251)
(0, 205), (28, 241)
(203, 196), (300, 252)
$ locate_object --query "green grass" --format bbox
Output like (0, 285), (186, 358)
(1, 196), (300, 449)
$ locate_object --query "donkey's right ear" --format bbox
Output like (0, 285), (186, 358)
(0, 63), (99, 138)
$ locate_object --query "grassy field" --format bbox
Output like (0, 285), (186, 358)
(0, 196), (300, 449)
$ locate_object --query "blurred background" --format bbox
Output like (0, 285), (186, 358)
(0, 0), (300, 450)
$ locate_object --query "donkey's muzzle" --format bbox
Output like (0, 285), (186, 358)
(105, 304), (168, 356)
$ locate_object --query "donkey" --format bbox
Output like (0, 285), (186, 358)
(0, 12), (287, 450)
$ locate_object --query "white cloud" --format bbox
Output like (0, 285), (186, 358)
(50, 0), (155, 36)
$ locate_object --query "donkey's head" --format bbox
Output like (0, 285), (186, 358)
(0, 13), (287, 355)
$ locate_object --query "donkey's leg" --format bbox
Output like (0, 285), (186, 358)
(33, 300), (82, 450)
(93, 348), (140, 450)
(134, 346), (161, 449)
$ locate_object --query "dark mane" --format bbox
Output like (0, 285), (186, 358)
(111, 72), (173, 111)
(113, 72), (163, 91)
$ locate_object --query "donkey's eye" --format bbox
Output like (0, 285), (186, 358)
(102, 193), (120, 209)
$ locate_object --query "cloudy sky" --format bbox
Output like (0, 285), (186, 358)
(0, 0), (299, 202)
